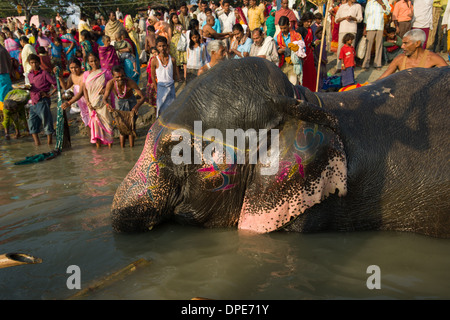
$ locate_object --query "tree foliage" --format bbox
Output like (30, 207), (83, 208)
(1, 0), (165, 22)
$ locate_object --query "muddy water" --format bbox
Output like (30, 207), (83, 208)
(1, 135), (449, 300)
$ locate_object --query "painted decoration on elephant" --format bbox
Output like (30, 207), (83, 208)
(238, 119), (348, 233)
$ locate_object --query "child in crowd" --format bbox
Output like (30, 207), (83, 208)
(146, 47), (159, 107)
(75, 49), (84, 68)
(37, 46), (53, 73)
(80, 29), (98, 71)
(114, 33), (139, 76)
(50, 37), (63, 68)
(339, 33), (356, 87)
(314, 27), (327, 91)
(383, 27), (403, 63)
(311, 12), (323, 41)
(145, 25), (156, 59)
(59, 58), (91, 126)
(27, 54), (57, 146)
(185, 29), (206, 83)
(98, 35), (120, 72)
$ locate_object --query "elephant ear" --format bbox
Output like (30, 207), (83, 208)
(238, 102), (347, 233)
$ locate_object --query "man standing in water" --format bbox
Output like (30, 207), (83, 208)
(378, 29), (448, 80)
(27, 54), (56, 146)
(103, 65), (145, 148)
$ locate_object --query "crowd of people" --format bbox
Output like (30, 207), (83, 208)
(0, 0), (449, 148)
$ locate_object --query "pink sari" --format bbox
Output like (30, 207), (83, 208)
(73, 84), (90, 126)
(98, 45), (120, 72)
(84, 69), (115, 145)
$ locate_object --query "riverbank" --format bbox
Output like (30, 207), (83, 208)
(4, 52), (448, 145)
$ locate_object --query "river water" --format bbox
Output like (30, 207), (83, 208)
(1, 134), (449, 300)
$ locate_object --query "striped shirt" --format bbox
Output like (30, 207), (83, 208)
(364, 0), (391, 31)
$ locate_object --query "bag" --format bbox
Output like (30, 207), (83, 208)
(4, 89), (30, 105)
(322, 75), (342, 90)
(356, 36), (367, 60)
(291, 52), (303, 75)
(177, 32), (187, 52)
(386, 45), (399, 53)
(139, 50), (148, 64)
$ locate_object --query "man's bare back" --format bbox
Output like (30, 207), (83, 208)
(378, 49), (448, 80)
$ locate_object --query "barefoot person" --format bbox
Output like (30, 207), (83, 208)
(59, 58), (90, 127)
(83, 53), (116, 148)
(27, 54), (57, 146)
(378, 29), (448, 80)
(150, 36), (180, 118)
(103, 65), (145, 147)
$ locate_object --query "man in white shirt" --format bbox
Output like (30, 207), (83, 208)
(148, 5), (155, 18)
(412, 0), (434, 49)
(219, 0), (235, 33)
(196, 1), (209, 27)
(19, 36), (36, 85)
(116, 8), (123, 21)
(242, 0), (250, 22)
(335, 0), (363, 70)
(249, 28), (279, 65)
(362, 0), (390, 70)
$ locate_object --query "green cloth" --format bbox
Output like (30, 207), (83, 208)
(2, 104), (27, 131)
(14, 151), (60, 165)
(266, 15), (276, 38)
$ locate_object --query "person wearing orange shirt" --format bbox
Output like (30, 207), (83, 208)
(392, 0), (414, 38)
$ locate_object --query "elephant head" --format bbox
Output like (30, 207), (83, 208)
(111, 58), (347, 233)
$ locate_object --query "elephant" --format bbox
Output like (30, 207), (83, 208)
(111, 57), (450, 238)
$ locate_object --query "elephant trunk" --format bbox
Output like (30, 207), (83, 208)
(111, 123), (177, 232)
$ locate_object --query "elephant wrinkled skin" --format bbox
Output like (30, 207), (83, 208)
(111, 58), (450, 238)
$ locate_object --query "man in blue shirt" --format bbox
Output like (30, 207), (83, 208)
(229, 24), (252, 59)
(201, 8), (222, 33)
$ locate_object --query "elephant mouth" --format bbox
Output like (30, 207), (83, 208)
(111, 204), (159, 233)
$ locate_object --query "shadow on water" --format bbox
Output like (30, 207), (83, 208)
(92, 225), (450, 300)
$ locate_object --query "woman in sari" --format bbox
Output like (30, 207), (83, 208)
(117, 30), (141, 84)
(83, 53), (115, 148)
(80, 30), (99, 71)
(234, 7), (249, 33)
(98, 35), (120, 72)
(59, 26), (78, 66)
(168, 13), (187, 70)
(59, 58), (90, 127)
(4, 31), (21, 61)
(300, 13), (317, 92)
(124, 15), (141, 56)
(36, 30), (52, 53)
